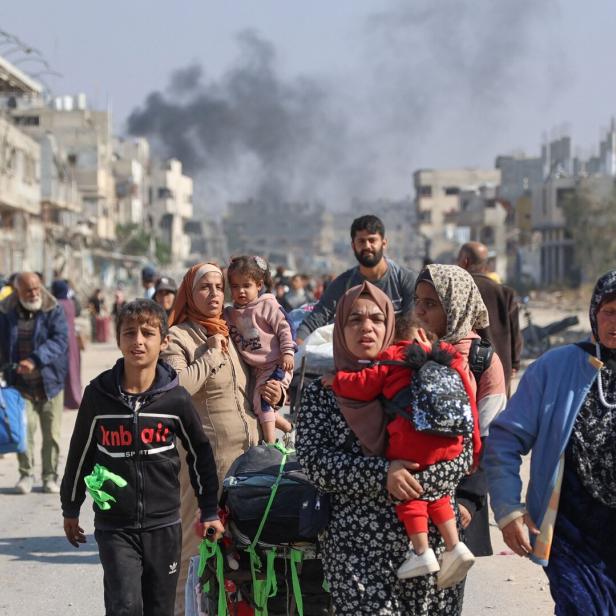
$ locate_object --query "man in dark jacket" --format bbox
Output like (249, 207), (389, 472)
(457, 242), (522, 395)
(296, 215), (417, 343)
(0, 272), (68, 494)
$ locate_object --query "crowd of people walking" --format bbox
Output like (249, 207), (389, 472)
(0, 212), (613, 615)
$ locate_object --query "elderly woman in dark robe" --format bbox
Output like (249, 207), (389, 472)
(485, 270), (616, 615)
(51, 280), (82, 409)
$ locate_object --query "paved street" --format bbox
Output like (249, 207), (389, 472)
(0, 339), (119, 616)
(0, 336), (557, 615)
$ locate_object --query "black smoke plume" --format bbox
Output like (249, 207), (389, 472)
(127, 30), (359, 210)
(127, 1), (561, 213)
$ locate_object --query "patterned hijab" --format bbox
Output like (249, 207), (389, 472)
(589, 269), (616, 342)
(168, 262), (229, 337)
(333, 281), (395, 456)
(418, 264), (489, 343)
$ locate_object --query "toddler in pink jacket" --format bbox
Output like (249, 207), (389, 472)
(224, 256), (295, 443)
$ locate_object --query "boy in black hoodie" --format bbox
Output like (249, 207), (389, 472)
(60, 299), (222, 616)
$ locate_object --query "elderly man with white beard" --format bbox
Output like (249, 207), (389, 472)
(0, 272), (68, 494)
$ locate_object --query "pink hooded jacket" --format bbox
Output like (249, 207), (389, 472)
(224, 293), (295, 368)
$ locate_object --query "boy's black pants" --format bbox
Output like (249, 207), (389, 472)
(95, 524), (182, 616)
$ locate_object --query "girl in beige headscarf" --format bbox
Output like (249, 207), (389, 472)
(414, 264), (507, 559)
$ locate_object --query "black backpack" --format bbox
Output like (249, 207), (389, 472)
(222, 443), (329, 546)
(468, 337), (494, 383)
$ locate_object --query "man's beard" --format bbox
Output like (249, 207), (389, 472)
(354, 247), (384, 268)
(20, 297), (43, 312)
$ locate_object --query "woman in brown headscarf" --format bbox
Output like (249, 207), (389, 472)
(162, 262), (285, 615)
(296, 281), (472, 616)
(331, 279), (396, 455)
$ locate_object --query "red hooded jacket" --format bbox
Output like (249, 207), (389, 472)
(332, 340), (482, 469)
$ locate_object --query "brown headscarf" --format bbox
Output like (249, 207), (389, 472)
(333, 281), (395, 456)
(168, 262), (229, 337)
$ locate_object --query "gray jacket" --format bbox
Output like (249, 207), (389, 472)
(296, 259), (416, 340)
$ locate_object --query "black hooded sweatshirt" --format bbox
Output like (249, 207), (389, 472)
(60, 359), (218, 530)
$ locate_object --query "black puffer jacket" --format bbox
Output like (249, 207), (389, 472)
(61, 359), (218, 530)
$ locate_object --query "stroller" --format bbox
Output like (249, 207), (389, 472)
(187, 442), (333, 616)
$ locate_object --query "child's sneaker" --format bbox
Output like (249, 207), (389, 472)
(436, 542), (475, 588)
(397, 547), (440, 579)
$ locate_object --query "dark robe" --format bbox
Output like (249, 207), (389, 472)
(544, 447), (616, 615)
(473, 273), (522, 395)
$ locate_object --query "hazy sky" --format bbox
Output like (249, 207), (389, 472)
(2, 1), (616, 209)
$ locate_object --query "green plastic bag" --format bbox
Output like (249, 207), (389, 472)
(84, 464), (127, 511)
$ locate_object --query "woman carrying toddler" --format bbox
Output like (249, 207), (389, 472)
(324, 310), (481, 588)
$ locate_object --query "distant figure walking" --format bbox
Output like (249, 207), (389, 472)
(51, 280), (82, 410)
(88, 289), (106, 342)
(457, 242), (522, 394)
(153, 275), (178, 317)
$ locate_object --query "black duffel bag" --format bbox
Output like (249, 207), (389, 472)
(222, 442), (330, 545)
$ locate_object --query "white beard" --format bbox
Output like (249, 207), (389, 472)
(20, 297), (43, 312)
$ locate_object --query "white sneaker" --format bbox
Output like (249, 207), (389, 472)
(43, 479), (60, 494)
(437, 542), (475, 588)
(397, 547), (440, 579)
(14, 475), (33, 495)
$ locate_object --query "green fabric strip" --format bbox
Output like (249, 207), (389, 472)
(290, 548), (304, 616)
(250, 549), (267, 616)
(198, 539), (228, 616)
(265, 547), (278, 599)
(248, 442), (293, 553)
(246, 442), (294, 616)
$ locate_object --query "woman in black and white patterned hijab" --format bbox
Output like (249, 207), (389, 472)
(589, 269), (616, 347)
(485, 269), (616, 615)
(414, 265), (489, 343)
(414, 264), (507, 559)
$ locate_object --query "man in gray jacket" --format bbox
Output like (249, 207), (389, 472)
(296, 215), (417, 343)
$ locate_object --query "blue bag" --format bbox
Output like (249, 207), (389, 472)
(0, 386), (27, 454)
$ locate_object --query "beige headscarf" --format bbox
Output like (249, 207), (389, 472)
(333, 281), (395, 456)
(419, 264), (489, 343)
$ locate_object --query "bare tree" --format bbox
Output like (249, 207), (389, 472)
(562, 180), (616, 282)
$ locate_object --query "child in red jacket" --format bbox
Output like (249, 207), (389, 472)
(327, 317), (481, 588)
